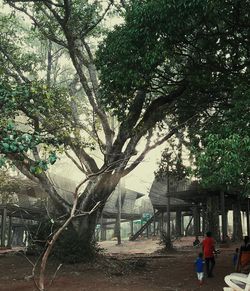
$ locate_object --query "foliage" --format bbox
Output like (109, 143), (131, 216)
(155, 144), (187, 181)
(0, 11), (41, 81)
(0, 80), (73, 172)
(191, 91), (250, 195)
(96, 0), (249, 120)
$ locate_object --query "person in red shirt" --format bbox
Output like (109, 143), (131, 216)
(202, 231), (216, 277)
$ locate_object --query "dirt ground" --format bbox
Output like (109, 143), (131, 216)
(0, 237), (238, 291)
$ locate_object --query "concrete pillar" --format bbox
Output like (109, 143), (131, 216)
(1, 208), (7, 247)
(116, 187), (122, 245)
(176, 210), (182, 237)
(161, 211), (164, 233)
(193, 206), (200, 237)
(166, 193), (171, 247)
(7, 216), (12, 248)
(153, 208), (156, 236)
(220, 191), (227, 242)
(146, 225), (149, 238)
(247, 200), (250, 237)
(181, 214), (184, 235)
(130, 220), (134, 236)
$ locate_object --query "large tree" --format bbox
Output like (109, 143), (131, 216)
(1, 0), (249, 251)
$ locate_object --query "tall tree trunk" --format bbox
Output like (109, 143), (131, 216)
(232, 198), (243, 242)
(205, 195), (220, 241)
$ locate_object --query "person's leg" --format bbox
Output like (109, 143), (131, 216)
(205, 258), (210, 277)
(209, 257), (215, 276)
(197, 273), (203, 284)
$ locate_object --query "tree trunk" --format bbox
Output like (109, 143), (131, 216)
(37, 160), (125, 258)
(205, 195), (220, 241)
(232, 198), (243, 242)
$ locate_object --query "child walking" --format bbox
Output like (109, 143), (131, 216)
(195, 252), (205, 285)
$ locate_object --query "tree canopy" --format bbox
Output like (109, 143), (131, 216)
(97, 0), (249, 121)
(191, 89), (250, 195)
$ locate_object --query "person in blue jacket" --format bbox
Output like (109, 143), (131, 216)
(195, 252), (205, 285)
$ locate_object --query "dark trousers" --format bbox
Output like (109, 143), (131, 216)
(205, 257), (215, 277)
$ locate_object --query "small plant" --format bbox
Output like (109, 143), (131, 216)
(160, 231), (173, 250)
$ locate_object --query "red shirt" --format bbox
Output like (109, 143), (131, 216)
(202, 237), (215, 258)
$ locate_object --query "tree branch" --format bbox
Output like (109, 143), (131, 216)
(43, 1), (64, 26)
(0, 46), (30, 83)
(69, 142), (99, 174)
(65, 150), (87, 174)
(111, 90), (146, 158)
(65, 36), (113, 150)
(62, 0), (71, 25)
(140, 83), (187, 129)
(7, 2), (67, 47)
(8, 0), (63, 7)
(81, 1), (113, 37)
(122, 128), (177, 176)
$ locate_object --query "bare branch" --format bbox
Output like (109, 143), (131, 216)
(122, 113), (198, 176)
(122, 128), (177, 176)
(92, 111), (106, 156)
(8, 0), (63, 7)
(111, 90), (146, 159)
(41, 173), (72, 213)
(82, 40), (99, 96)
(0, 46), (30, 83)
(66, 44), (114, 150)
(65, 150), (87, 174)
(43, 1), (64, 26)
(7, 2), (67, 47)
(48, 264), (63, 288)
(69, 141), (99, 174)
(81, 1), (113, 37)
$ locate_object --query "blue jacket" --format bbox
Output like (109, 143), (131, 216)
(195, 257), (204, 272)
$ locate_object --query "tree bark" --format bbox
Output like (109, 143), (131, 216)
(232, 198), (243, 242)
(205, 195), (220, 241)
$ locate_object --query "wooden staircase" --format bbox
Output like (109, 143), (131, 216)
(129, 210), (161, 241)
